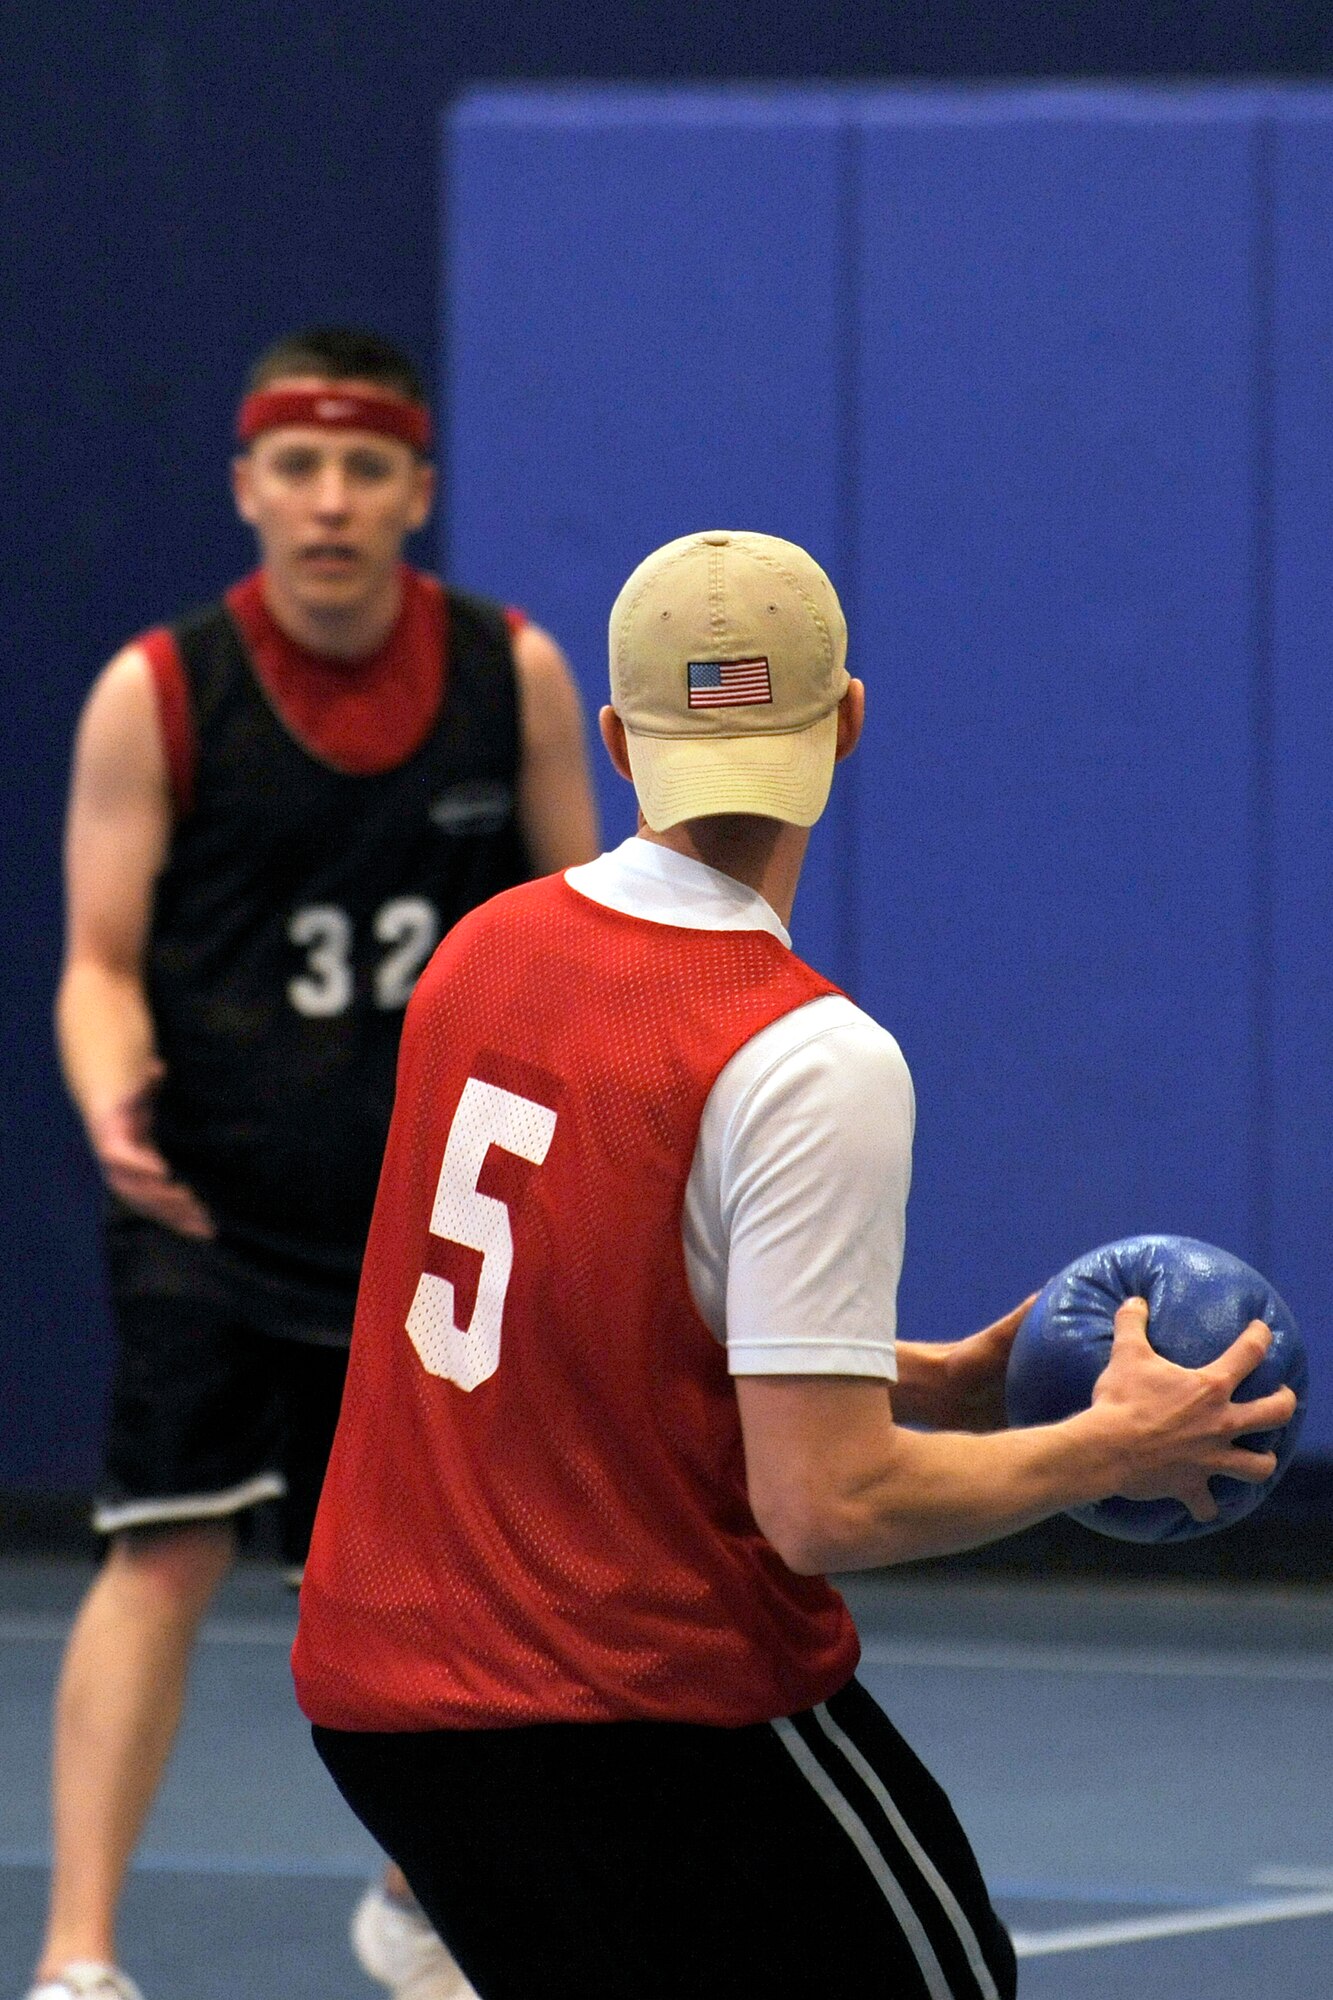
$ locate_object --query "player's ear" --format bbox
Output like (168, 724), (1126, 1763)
(406, 457), (435, 532)
(231, 453), (259, 527)
(834, 678), (865, 764)
(599, 706), (634, 782)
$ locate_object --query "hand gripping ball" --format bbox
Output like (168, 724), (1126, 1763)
(1005, 1235), (1307, 1542)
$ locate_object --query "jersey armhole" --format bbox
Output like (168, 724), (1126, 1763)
(138, 626), (196, 818)
(504, 606), (528, 637)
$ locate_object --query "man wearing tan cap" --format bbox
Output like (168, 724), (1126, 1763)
(291, 530), (1288, 1997)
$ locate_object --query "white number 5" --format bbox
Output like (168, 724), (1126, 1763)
(405, 1078), (558, 1390)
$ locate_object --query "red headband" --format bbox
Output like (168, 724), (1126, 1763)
(237, 386), (432, 452)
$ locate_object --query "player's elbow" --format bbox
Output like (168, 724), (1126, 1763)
(761, 1521), (835, 1577)
(749, 1456), (929, 1575)
(748, 1478), (864, 1577)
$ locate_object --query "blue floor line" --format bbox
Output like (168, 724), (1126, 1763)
(0, 1848), (370, 1880)
(0, 1847), (1232, 1906)
(991, 1876), (1242, 1909)
(0, 1614), (295, 1646)
(858, 1638), (1333, 1682)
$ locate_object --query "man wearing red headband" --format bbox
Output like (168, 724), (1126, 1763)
(30, 328), (598, 2000)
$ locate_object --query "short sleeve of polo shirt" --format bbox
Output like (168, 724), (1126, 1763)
(683, 994), (915, 1379)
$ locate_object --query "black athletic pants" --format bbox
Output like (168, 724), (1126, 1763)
(314, 1677), (1016, 2000)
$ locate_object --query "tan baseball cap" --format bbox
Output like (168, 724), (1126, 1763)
(608, 529), (850, 831)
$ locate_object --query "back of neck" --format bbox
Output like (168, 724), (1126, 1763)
(635, 816), (808, 928)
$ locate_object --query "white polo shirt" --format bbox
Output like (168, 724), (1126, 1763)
(566, 838), (914, 1381)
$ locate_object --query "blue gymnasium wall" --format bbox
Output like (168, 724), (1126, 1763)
(28, 6), (1310, 1502)
(6, 57), (1333, 1496)
(446, 86), (1333, 1454)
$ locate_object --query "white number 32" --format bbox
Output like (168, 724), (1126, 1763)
(287, 897), (439, 1017)
(405, 1078), (558, 1391)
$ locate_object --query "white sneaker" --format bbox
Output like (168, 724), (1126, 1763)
(350, 1882), (479, 2000)
(26, 1967), (145, 2000)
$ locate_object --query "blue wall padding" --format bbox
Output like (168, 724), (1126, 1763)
(1270, 99), (1333, 1452)
(446, 91), (860, 982)
(446, 85), (1333, 1455)
(9, 84), (1333, 1492)
(855, 93), (1264, 1362)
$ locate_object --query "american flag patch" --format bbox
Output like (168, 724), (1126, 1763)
(686, 657), (773, 708)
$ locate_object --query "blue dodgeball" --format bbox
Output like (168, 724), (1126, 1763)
(1005, 1234), (1307, 1542)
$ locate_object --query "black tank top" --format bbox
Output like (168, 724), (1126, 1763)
(146, 587), (530, 1337)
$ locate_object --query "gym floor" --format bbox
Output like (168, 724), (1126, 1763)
(3, 1557), (1331, 1997)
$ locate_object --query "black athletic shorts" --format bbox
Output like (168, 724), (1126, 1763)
(313, 1677), (1017, 2000)
(95, 1207), (351, 1566)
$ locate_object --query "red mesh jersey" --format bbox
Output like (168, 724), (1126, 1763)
(293, 872), (861, 1730)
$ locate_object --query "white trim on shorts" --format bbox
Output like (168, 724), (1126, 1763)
(773, 1703), (1001, 2000)
(92, 1471), (286, 1534)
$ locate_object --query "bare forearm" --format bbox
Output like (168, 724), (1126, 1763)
(56, 960), (158, 1132)
(784, 1411), (1115, 1573)
(743, 1307), (1294, 1578)
(889, 1301), (1035, 1433)
(886, 1341), (954, 1426)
